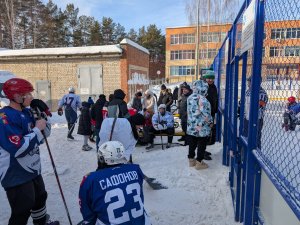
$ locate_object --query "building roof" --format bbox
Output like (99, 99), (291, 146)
(166, 23), (232, 29)
(120, 38), (150, 54)
(0, 45), (123, 58)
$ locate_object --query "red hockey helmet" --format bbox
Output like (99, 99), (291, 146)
(287, 96), (296, 104)
(3, 78), (34, 100)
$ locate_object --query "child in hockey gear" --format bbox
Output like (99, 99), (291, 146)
(58, 87), (82, 140)
(79, 141), (151, 225)
(282, 96), (300, 131)
(0, 78), (59, 225)
(243, 76), (268, 149)
(78, 101), (93, 151)
(146, 104), (175, 149)
(187, 80), (213, 170)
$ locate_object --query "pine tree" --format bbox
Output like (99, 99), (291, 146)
(77, 15), (95, 46)
(90, 21), (102, 45)
(64, 3), (79, 46)
(101, 17), (115, 45)
(114, 23), (126, 43)
(137, 24), (165, 62)
(126, 28), (138, 42)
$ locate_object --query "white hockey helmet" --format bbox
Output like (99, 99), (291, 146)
(68, 86), (75, 93)
(98, 141), (127, 165)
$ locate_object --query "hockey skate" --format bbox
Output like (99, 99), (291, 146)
(67, 135), (75, 140)
(281, 123), (289, 131)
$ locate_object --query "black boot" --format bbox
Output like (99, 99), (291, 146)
(146, 143), (154, 150)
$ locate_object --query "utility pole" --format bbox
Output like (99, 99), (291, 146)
(195, 0), (200, 80)
(206, 0), (210, 68)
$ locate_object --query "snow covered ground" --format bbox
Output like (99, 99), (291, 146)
(0, 113), (238, 225)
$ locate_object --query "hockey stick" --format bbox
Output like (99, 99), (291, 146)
(143, 175), (167, 190)
(43, 132), (73, 225)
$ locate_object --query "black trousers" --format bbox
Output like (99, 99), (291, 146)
(188, 136), (208, 162)
(149, 127), (175, 144)
(180, 119), (187, 141)
(6, 175), (48, 225)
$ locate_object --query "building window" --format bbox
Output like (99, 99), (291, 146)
(170, 33), (195, 44)
(269, 46), (284, 57)
(170, 50), (195, 60)
(284, 46), (300, 57)
(271, 28), (300, 40)
(170, 66), (195, 76)
(271, 28), (285, 39)
(199, 49), (218, 59)
(200, 32), (226, 43)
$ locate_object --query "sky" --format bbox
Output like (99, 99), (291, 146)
(46, 0), (189, 33)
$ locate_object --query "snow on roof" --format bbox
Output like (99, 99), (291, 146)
(120, 38), (149, 54)
(0, 45), (123, 58)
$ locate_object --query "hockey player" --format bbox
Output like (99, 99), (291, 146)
(282, 96), (300, 131)
(79, 140), (151, 225)
(243, 76), (268, 149)
(57, 87), (82, 140)
(0, 78), (59, 225)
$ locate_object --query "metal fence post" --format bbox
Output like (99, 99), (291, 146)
(243, 0), (265, 224)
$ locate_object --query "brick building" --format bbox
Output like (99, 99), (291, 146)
(0, 38), (149, 110)
(165, 24), (232, 83)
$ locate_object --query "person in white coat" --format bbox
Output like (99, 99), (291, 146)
(98, 113), (145, 163)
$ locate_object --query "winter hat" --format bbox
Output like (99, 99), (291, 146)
(202, 70), (215, 79)
(99, 94), (106, 99)
(128, 113), (145, 126)
(113, 89), (126, 100)
(181, 83), (191, 91)
(158, 104), (166, 110)
(161, 84), (167, 90)
(135, 91), (142, 97)
(145, 89), (153, 96)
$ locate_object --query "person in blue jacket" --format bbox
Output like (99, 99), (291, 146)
(0, 78), (59, 225)
(57, 87), (82, 140)
(79, 140), (151, 225)
(145, 104), (175, 149)
(282, 96), (300, 131)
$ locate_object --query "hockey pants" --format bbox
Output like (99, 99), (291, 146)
(6, 175), (48, 225)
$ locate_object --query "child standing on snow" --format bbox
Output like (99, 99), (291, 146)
(282, 96), (300, 131)
(78, 101), (93, 151)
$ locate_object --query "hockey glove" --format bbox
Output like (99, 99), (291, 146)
(57, 108), (63, 116)
(30, 99), (52, 117)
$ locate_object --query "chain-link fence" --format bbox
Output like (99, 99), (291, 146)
(213, 0), (300, 224)
(259, 0), (300, 216)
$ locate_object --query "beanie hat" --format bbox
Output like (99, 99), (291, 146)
(181, 83), (191, 90)
(129, 113), (145, 126)
(202, 70), (215, 79)
(158, 104), (166, 110)
(161, 84), (167, 90)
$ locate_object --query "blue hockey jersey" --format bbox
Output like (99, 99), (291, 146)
(0, 106), (47, 189)
(79, 164), (151, 225)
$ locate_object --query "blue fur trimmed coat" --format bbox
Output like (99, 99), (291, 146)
(187, 80), (213, 137)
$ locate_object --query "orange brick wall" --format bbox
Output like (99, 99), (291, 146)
(120, 44), (149, 101)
